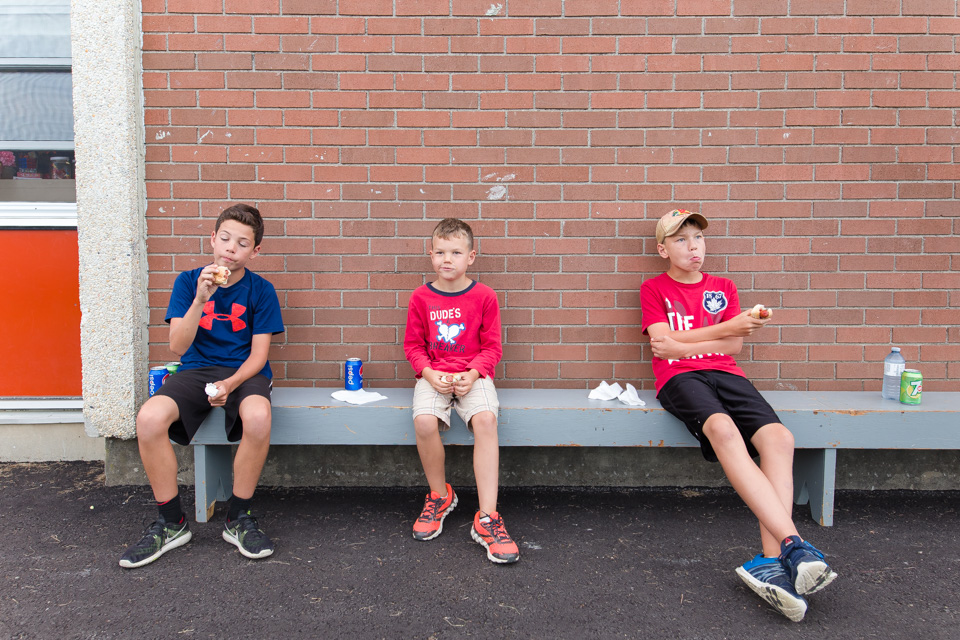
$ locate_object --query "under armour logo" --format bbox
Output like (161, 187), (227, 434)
(199, 301), (247, 331)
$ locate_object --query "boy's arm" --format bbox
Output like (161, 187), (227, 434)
(456, 292), (502, 395)
(646, 321), (745, 360)
(403, 294), (454, 393)
(640, 279), (765, 361)
(205, 333), (272, 406)
(169, 266), (220, 355)
(652, 311), (766, 344)
(402, 296), (432, 376)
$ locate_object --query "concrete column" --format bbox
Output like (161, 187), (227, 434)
(71, 0), (147, 439)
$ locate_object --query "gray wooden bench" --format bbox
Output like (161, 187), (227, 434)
(190, 388), (960, 526)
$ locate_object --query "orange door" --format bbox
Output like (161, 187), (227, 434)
(0, 229), (82, 396)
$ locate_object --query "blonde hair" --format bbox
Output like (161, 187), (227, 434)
(432, 218), (474, 250)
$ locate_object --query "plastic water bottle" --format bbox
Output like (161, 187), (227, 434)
(881, 347), (906, 399)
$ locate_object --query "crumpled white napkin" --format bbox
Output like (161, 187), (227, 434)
(588, 380), (623, 400)
(617, 383), (646, 406)
(331, 389), (388, 405)
(588, 381), (646, 406)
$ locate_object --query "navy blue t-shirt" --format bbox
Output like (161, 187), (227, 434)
(165, 267), (284, 379)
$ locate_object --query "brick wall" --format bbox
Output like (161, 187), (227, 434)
(141, 1), (960, 392)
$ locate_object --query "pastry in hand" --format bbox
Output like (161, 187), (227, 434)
(212, 265), (231, 285)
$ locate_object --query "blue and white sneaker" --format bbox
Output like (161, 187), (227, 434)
(779, 535), (837, 595)
(736, 554), (808, 622)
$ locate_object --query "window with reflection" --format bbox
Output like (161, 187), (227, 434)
(0, 0), (75, 205)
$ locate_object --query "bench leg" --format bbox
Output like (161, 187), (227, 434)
(793, 448), (836, 527)
(194, 444), (233, 523)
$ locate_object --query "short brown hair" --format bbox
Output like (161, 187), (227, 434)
(216, 203), (264, 245)
(432, 217), (474, 250)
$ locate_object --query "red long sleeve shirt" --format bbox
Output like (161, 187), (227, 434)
(403, 281), (502, 379)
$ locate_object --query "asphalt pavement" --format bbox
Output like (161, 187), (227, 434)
(1, 462), (958, 639)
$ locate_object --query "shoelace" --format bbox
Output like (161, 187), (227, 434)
(748, 560), (789, 585)
(133, 521), (166, 549)
(234, 514), (264, 539)
(417, 494), (443, 522)
(481, 515), (511, 543)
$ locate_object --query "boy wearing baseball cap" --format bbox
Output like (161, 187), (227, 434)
(639, 209), (837, 622)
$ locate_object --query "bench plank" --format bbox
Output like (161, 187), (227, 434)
(188, 388), (960, 525)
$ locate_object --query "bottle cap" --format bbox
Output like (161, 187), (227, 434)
(891, 347), (900, 352)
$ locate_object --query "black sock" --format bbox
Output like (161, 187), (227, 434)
(157, 494), (184, 525)
(227, 495), (252, 522)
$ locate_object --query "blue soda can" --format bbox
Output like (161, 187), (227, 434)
(345, 358), (363, 390)
(148, 365), (170, 396)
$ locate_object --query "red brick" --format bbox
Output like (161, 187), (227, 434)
(195, 53), (252, 70)
(168, 34), (224, 51)
(902, 0), (957, 15)
(223, 34), (279, 52)
(143, 15), (196, 33)
(196, 15), (251, 33)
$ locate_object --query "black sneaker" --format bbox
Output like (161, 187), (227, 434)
(222, 511), (275, 559)
(119, 517), (192, 569)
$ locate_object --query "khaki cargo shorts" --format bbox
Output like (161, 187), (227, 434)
(412, 376), (499, 432)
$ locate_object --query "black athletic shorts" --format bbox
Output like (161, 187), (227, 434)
(154, 366), (272, 445)
(657, 370), (781, 463)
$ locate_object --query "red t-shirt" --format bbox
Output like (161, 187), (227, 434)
(404, 281), (502, 379)
(640, 272), (746, 393)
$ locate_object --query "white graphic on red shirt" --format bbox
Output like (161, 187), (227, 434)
(436, 321), (465, 344)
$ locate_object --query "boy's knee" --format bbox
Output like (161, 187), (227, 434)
(136, 406), (171, 442)
(238, 400), (271, 443)
(414, 414), (440, 436)
(702, 414), (740, 448)
(469, 411), (497, 435)
(754, 422), (794, 455)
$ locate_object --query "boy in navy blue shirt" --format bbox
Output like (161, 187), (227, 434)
(120, 204), (284, 568)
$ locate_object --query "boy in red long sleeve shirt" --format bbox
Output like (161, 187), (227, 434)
(403, 218), (519, 564)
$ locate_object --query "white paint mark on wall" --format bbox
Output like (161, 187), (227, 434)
(499, 173), (515, 182)
(199, 130), (212, 142)
(155, 130), (171, 140)
(487, 185), (507, 200)
(485, 3), (503, 16)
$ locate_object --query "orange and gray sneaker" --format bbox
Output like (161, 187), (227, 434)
(470, 510), (520, 564)
(412, 483), (457, 541)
